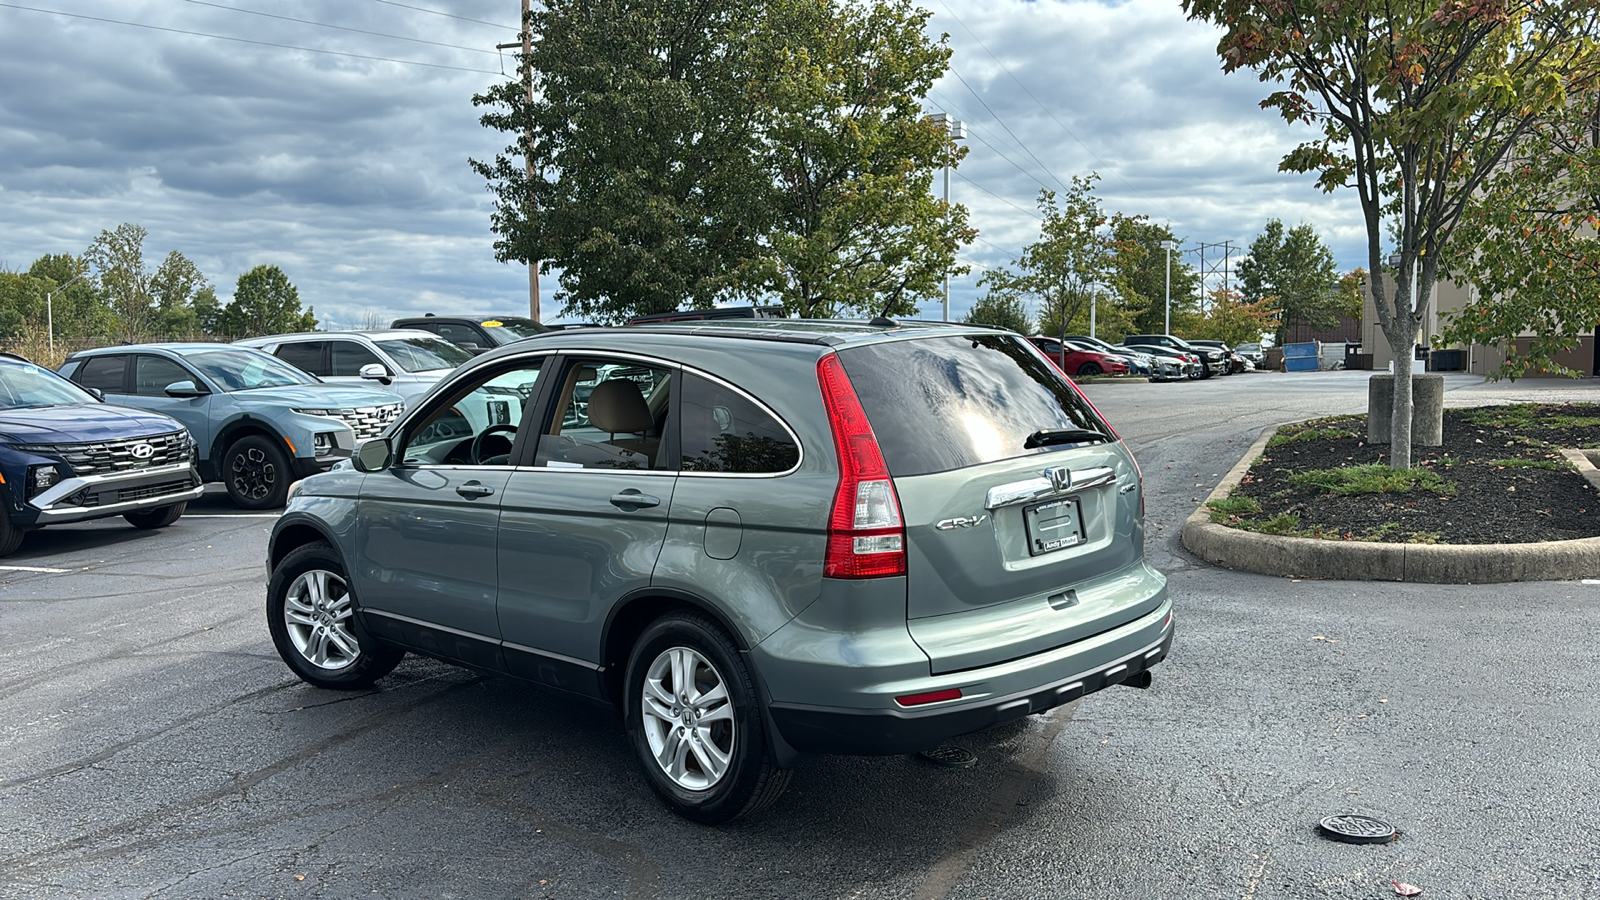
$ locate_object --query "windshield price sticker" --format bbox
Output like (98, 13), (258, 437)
(1025, 498), (1085, 556)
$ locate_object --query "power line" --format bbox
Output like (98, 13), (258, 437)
(933, 0), (1167, 217)
(943, 64), (1070, 193)
(954, 171), (1043, 221)
(971, 234), (1024, 261)
(363, 0), (511, 30)
(0, 3), (503, 74)
(181, 0), (502, 55)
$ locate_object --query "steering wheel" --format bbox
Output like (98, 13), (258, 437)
(470, 424), (518, 464)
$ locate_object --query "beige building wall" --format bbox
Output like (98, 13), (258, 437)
(1360, 274), (1591, 376)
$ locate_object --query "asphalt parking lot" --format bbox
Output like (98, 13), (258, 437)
(4, 369), (1600, 899)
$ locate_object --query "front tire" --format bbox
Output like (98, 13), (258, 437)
(1076, 362), (1102, 378)
(0, 506), (23, 558)
(267, 541), (403, 689)
(123, 502), (186, 529)
(624, 612), (791, 824)
(224, 435), (290, 509)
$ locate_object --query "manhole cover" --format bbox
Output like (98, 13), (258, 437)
(916, 745), (977, 768)
(1316, 814), (1398, 844)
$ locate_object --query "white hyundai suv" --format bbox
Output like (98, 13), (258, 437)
(236, 330), (474, 407)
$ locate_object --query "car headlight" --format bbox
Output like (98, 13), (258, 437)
(294, 408), (336, 417)
(28, 464), (61, 498)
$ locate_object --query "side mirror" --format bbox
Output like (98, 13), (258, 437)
(359, 363), (393, 384)
(164, 380), (208, 398)
(459, 342), (488, 355)
(352, 437), (393, 472)
(85, 387), (105, 402)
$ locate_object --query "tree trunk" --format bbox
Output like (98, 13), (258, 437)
(1388, 334), (1415, 469)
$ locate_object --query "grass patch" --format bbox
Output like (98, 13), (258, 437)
(1205, 496), (1261, 524)
(1288, 463), (1457, 496)
(1268, 415), (1363, 448)
(1253, 513), (1304, 535)
(1487, 458), (1565, 470)
(1462, 405), (1600, 430)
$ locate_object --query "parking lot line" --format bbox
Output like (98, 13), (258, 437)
(182, 514), (282, 519)
(0, 564), (71, 573)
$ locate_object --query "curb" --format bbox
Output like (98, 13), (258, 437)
(1179, 425), (1600, 583)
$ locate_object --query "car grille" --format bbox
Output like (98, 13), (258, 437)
(14, 430), (194, 478)
(328, 404), (401, 440)
(69, 477), (197, 509)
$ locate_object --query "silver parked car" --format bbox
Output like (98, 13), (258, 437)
(235, 330), (475, 406)
(265, 321), (1173, 823)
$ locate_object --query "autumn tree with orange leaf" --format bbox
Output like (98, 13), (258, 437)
(1182, 0), (1600, 468)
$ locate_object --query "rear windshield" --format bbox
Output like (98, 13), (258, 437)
(375, 336), (475, 372)
(838, 334), (1111, 477)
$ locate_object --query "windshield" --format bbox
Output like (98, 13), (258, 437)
(479, 317), (548, 343)
(375, 336), (474, 372)
(0, 360), (98, 409)
(180, 348), (317, 391)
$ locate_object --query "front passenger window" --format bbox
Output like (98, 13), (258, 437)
(399, 360), (544, 466)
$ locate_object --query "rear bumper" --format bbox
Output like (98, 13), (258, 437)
(762, 600), (1174, 756)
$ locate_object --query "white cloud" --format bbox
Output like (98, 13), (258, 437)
(0, 0), (1370, 330)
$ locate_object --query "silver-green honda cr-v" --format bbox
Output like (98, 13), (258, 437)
(265, 320), (1173, 823)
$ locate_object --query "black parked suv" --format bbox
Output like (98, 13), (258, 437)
(0, 354), (202, 557)
(390, 315), (551, 354)
(1122, 334), (1228, 378)
(266, 320), (1173, 823)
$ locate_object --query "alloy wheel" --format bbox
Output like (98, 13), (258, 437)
(231, 446), (276, 502)
(283, 568), (360, 672)
(640, 646), (736, 791)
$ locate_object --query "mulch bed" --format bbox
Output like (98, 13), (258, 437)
(1218, 404), (1600, 544)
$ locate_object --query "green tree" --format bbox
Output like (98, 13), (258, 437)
(1236, 220), (1341, 343)
(1441, 93), (1600, 378)
(220, 266), (316, 338)
(85, 223), (158, 341)
(1106, 219), (1200, 335)
(472, 0), (770, 322)
(979, 177), (1123, 343)
(1196, 287), (1280, 347)
(0, 271), (41, 339)
(750, 0), (973, 318)
(472, 0), (972, 322)
(27, 254), (115, 339)
(1182, 0), (1600, 468)
(962, 294), (1033, 334)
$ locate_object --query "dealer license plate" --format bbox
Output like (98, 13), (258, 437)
(1024, 498), (1085, 557)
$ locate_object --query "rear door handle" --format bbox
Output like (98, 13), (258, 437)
(456, 481), (495, 499)
(610, 490), (661, 510)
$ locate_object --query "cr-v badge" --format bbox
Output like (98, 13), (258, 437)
(935, 515), (987, 531)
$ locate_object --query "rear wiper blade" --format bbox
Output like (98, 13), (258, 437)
(1025, 428), (1110, 449)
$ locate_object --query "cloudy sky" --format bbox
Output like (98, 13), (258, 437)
(0, 0), (1372, 328)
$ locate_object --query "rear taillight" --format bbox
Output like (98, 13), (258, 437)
(817, 354), (906, 578)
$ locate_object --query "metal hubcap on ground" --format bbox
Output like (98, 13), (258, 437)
(231, 447), (276, 501)
(640, 646), (735, 791)
(284, 568), (360, 671)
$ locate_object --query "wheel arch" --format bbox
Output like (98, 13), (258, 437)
(268, 517), (339, 573)
(600, 588), (751, 707)
(210, 416), (290, 470)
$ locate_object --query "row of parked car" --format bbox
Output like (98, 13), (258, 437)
(1027, 333), (1267, 382)
(1, 311), (1177, 824)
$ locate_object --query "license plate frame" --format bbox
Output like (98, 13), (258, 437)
(1024, 497), (1085, 556)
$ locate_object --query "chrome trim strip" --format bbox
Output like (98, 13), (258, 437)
(501, 640), (603, 672)
(984, 466), (1116, 510)
(362, 609), (603, 672)
(33, 483), (205, 522)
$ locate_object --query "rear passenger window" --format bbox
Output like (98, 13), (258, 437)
(838, 334), (1111, 477)
(535, 359), (672, 471)
(133, 356), (194, 396)
(76, 355), (127, 393)
(330, 341), (382, 376)
(274, 341), (325, 374)
(680, 373), (798, 474)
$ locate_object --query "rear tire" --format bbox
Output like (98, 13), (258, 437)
(0, 506), (23, 558)
(624, 612), (791, 824)
(123, 502), (186, 529)
(224, 435), (290, 509)
(267, 541), (403, 689)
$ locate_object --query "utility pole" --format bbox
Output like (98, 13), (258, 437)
(497, 0), (540, 323)
(1161, 240), (1177, 335)
(927, 112), (965, 321)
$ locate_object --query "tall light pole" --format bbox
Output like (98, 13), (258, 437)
(497, 0), (540, 323)
(1161, 239), (1177, 335)
(928, 112), (966, 321)
(46, 271), (87, 359)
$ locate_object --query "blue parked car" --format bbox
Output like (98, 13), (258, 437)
(0, 353), (203, 557)
(59, 344), (401, 510)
